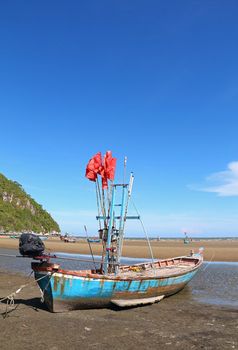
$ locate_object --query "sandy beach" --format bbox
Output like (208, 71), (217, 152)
(1, 238), (238, 349)
(0, 237), (238, 262)
(0, 270), (237, 350)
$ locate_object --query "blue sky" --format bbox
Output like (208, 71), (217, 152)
(0, 1), (238, 237)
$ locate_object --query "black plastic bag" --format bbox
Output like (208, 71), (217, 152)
(19, 233), (45, 257)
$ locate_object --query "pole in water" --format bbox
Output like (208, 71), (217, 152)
(84, 225), (97, 270)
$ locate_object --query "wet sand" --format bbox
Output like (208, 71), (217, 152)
(0, 237), (238, 262)
(1, 238), (238, 349)
(0, 270), (238, 350)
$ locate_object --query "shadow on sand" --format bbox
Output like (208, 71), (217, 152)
(0, 296), (49, 318)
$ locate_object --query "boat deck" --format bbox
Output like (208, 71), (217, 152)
(110, 258), (199, 279)
(32, 255), (202, 280)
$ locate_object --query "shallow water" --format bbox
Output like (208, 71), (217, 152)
(0, 248), (237, 309)
(191, 261), (238, 308)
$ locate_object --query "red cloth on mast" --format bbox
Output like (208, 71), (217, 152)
(85, 152), (102, 182)
(98, 165), (108, 189)
(101, 172), (108, 189)
(85, 151), (116, 188)
(104, 151), (117, 180)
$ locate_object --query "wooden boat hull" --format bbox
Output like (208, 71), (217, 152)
(32, 253), (203, 312)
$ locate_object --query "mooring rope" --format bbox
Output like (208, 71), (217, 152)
(0, 253), (17, 258)
(201, 251), (215, 272)
(0, 252), (103, 264)
(0, 272), (51, 317)
(0, 272), (51, 303)
(39, 273), (52, 303)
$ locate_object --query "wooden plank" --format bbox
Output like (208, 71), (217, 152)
(111, 295), (164, 307)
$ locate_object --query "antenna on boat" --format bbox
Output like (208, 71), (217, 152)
(116, 172), (134, 266)
(123, 156), (127, 184)
(84, 225), (97, 270)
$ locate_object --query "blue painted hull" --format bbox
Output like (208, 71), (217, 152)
(32, 255), (203, 312)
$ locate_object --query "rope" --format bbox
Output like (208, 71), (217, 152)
(201, 251), (215, 272)
(131, 199), (156, 274)
(0, 272), (51, 303)
(39, 274), (52, 303)
(0, 272), (51, 317)
(0, 252), (109, 264)
(96, 178), (107, 227)
(0, 253), (17, 258)
(95, 181), (102, 230)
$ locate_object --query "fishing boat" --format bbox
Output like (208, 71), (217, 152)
(87, 237), (101, 243)
(31, 151), (203, 312)
(184, 232), (191, 244)
(60, 233), (76, 243)
(38, 235), (48, 241)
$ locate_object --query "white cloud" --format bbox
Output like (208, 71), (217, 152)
(193, 161), (238, 197)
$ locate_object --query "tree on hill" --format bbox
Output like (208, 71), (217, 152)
(0, 173), (60, 233)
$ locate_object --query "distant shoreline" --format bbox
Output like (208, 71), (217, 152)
(0, 237), (238, 262)
(1, 234), (238, 240)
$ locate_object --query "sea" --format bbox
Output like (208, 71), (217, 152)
(0, 248), (238, 309)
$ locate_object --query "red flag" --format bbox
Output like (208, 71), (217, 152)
(85, 151), (116, 188)
(98, 165), (108, 189)
(104, 151), (117, 181)
(85, 152), (102, 182)
(102, 172), (108, 189)
(93, 152), (102, 174)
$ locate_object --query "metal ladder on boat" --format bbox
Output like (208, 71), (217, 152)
(96, 173), (140, 274)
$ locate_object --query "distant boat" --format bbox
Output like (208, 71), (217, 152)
(39, 236), (48, 241)
(60, 234), (76, 243)
(64, 237), (76, 243)
(87, 237), (101, 243)
(30, 152), (203, 312)
(10, 235), (19, 239)
(184, 232), (191, 244)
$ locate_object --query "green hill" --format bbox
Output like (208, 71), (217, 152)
(0, 173), (60, 233)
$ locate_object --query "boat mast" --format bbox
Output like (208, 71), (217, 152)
(103, 184), (116, 274)
(115, 173), (134, 273)
(103, 173), (136, 275)
(89, 153), (138, 275)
